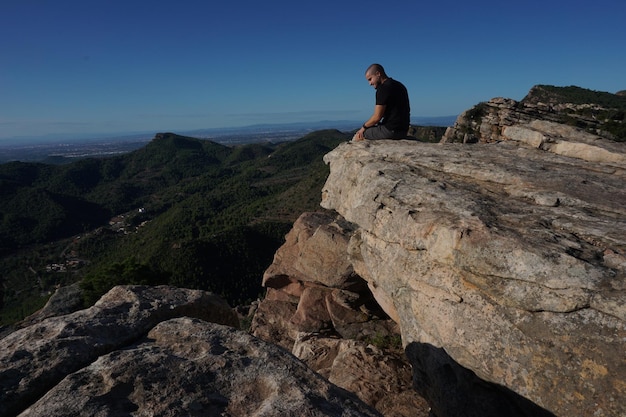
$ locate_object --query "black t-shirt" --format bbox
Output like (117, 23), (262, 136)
(376, 78), (410, 132)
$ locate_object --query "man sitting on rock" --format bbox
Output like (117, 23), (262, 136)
(353, 63), (411, 141)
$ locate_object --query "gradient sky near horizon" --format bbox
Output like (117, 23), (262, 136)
(1, 0), (624, 141)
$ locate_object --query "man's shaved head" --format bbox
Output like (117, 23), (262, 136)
(365, 63), (387, 77)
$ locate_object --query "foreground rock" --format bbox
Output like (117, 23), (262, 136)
(0, 286), (237, 416)
(293, 334), (430, 417)
(319, 135), (625, 416)
(19, 317), (381, 417)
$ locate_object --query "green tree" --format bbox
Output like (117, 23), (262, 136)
(81, 257), (170, 305)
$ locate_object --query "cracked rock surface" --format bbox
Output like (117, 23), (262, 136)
(320, 136), (625, 417)
(1, 285), (380, 417)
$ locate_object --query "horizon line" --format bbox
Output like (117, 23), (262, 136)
(0, 116), (459, 146)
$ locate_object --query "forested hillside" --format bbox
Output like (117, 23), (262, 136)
(0, 130), (350, 325)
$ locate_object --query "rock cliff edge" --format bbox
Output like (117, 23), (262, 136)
(314, 130), (624, 416)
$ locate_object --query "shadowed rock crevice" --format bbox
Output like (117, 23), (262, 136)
(405, 343), (556, 417)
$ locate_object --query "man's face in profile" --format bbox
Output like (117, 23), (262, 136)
(366, 71), (383, 89)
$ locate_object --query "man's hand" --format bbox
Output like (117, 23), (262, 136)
(352, 127), (366, 141)
(355, 105), (384, 141)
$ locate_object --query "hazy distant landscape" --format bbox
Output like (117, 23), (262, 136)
(0, 117), (457, 164)
(0, 127), (308, 164)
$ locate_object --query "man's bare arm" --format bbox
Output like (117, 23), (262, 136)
(354, 105), (386, 141)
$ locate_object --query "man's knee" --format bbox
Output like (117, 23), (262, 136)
(364, 125), (393, 140)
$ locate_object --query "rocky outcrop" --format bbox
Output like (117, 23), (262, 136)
(1, 285), (382, 417)
(0, 285), (239, 416)
(442, 85), (626, 144)
(252, 211), (429, 416)
(18, 317), (380, 417)
(315, 133), (625, 416)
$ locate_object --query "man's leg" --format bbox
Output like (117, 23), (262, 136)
(363, 124), (395, 139)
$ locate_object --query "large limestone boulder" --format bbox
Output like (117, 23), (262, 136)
(320, 137), (626, 417)
(19, 317), (381, 417)
(0, 285), (239, 417)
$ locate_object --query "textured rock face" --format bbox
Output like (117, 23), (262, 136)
(255, 212), (395, 349)
(293, 334), (430, 417)
(19, 317), (381, 417)
(320, 136), (625, 416)
(2, 285), (372, 417)
(442, 87), (625, 149)
(251, 211), (429, 416)
(0, 285), (240, 416)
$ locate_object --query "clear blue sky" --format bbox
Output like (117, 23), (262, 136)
(1, 0), (624, 141)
